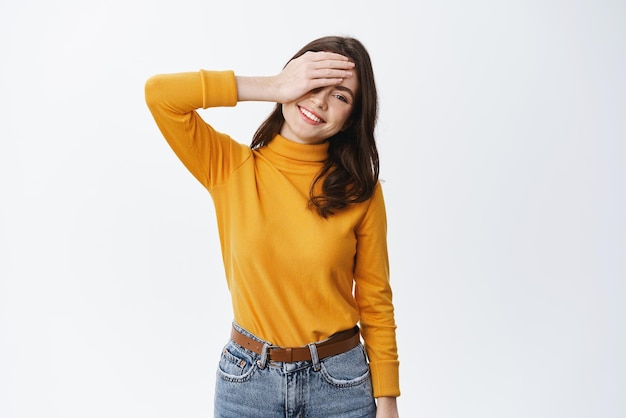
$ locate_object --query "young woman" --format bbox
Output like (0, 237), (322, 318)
(145, 36), (400, 418)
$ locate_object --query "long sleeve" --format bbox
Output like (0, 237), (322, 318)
(354, 183), (400, 397)
(144, 70), (249, 189)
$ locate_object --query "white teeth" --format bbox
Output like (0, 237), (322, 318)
(300, 107), (322, 123)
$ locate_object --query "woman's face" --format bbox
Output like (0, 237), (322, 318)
(280, 74), (359, 145)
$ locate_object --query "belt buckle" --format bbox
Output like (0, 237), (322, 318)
(268, 345), (294, 362)
(266, 344), (278, 362)
(258, 343), (274, 368)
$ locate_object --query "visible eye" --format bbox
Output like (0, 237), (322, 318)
(334, 94), (349, 103)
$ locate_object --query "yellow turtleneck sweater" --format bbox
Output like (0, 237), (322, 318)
(145, 70), (399, 397)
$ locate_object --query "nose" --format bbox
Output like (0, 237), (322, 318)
(310, 88), (328, 110)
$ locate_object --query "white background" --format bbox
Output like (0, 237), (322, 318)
(1, 0), (624, 417)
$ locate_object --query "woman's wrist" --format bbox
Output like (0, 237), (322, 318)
(376, 397), (399, 417)
(235, 75), (279, 102)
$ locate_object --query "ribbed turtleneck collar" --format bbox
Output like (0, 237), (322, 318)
(265, 134), (329, 163)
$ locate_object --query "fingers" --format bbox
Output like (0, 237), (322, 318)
(311, 68), (353, 83)
(299, 52), (354, 84)
(304, 50), (355, 71)
(305, 50), (352, 62)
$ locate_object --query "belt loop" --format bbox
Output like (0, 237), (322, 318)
(257, 343), (270, 369)
(308, 343), (321, 371)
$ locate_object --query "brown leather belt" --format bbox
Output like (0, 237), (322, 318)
(230, 325), (360, 363)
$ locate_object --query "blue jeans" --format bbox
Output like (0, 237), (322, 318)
(214, 323), (376, 418)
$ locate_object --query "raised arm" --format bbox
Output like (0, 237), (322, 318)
(145, 70), (244, 189)
(144, 52), (354, 189)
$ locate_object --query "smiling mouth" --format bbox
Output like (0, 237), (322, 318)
(299, 106), (325, 123)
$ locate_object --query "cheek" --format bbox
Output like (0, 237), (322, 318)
(338, 108), (354, 126)
(282, 103), (299, 121)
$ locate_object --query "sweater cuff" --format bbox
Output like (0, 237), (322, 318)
(370, 360), (401, 398)
(199, 70), (238, 108)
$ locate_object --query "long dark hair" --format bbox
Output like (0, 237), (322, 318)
(251, 36), (379, 218)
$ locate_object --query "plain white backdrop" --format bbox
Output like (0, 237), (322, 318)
(1, 0), (624, 417)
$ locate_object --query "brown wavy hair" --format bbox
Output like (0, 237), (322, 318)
(250, 36), (379, 218)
